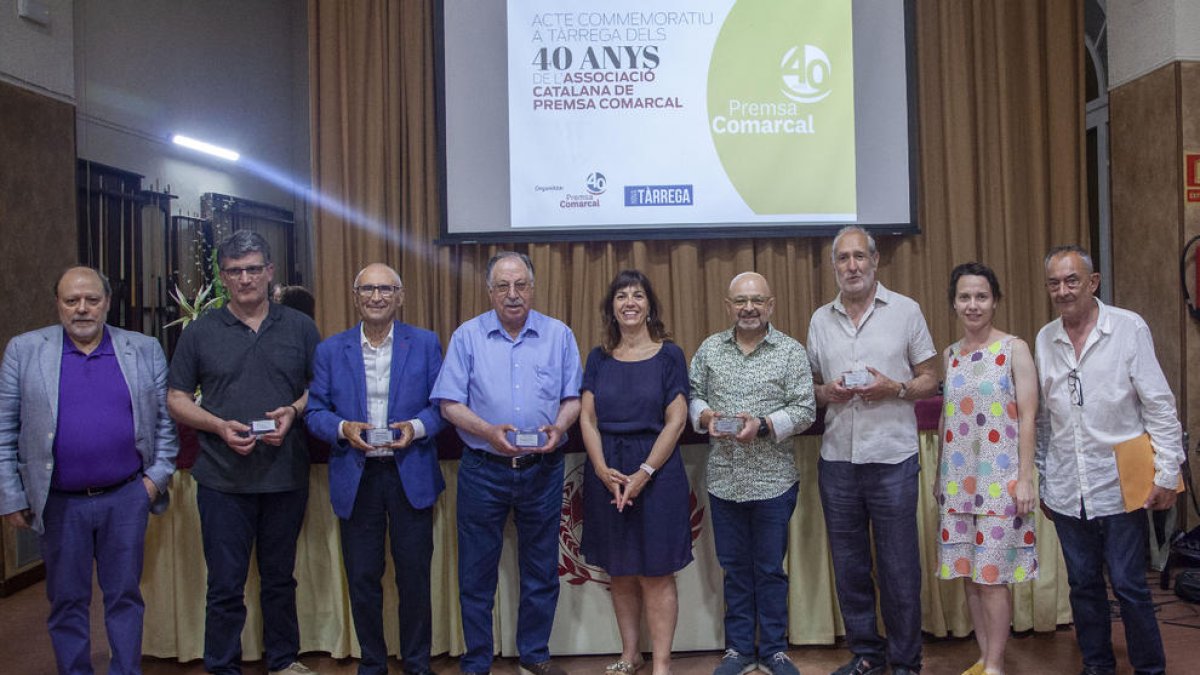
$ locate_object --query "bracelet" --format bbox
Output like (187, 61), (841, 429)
(287, 404), (300, 417)
(639, 463), (656, 477)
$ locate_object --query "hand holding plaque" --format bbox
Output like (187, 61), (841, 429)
(506, 428), (548, 449)
(842, 369), (872, 389)
(712, 415), (744, 436)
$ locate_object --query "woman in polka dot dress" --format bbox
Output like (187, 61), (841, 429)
(936, 262), (1038, 675)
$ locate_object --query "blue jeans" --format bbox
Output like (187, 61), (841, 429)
(709, 483), (798, 658)
(818, 455), (922, 671)
(456, 449), (564, 672)
(196, 484), (309, 674)
(340, 459), (434, 675)
(41, 477), (150, 675)
(1051, 506), (1165, 675)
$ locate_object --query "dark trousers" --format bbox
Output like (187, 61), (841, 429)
(41, 477), (150, 675)
(709, 483), (798, 658)
(340, 459), (434, 675)
(455, 449), (564, 673)
(818, 455), (923, 671)
(196, 483), (309, 674)
(1052, 506), (1166, 675)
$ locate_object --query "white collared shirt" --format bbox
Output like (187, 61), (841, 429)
(806, 283), (937, 464)
(338, 323), (425, 456)
(1034, 298), (1182, 519)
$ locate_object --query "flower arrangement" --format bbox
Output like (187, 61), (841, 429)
(166, 250), (229, 329)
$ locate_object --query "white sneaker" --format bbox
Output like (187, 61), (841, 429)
(269, 662), (318, 675)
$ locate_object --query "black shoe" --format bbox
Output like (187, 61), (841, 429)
(891, 668), (920, 675)
(830, 656), (885, 675)
(1079, 667), (1116, 675)
(519, 660), (567, 675)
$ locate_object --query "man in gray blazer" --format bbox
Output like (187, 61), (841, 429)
(0, 266), (178, 675)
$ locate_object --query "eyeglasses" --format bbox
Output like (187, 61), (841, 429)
(1046, 276), (1084, 292)
(728, 296), (771, 308)
(221, 264), (267, 278)
(1067, 368), (1083, 406)
(490, 281), (532, 295)
(355, 284), (401, 298)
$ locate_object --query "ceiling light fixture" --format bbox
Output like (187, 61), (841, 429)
(172, 134), (240, 162)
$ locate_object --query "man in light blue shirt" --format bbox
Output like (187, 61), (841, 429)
(431, 251), (582, 675)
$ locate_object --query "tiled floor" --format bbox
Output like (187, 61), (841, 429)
(1, 574), (1198, 674)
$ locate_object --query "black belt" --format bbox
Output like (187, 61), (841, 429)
(468, 447), (548, 469)
(52, 471), (140, 497)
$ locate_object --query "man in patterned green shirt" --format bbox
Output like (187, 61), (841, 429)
(688, 272), (815, 675)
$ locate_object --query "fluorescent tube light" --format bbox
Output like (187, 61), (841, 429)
(172, 134), (240, 162)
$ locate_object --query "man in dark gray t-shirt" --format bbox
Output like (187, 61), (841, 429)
(168, 231), (320, 675)
(169, 302), (318, 492)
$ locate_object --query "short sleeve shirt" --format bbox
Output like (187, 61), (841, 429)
(431, 309), (582, 453)
(807, 283), (937, 464)
(169, 303), (320, 492)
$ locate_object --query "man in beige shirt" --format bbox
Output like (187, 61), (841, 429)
(806, 226), (939, 675)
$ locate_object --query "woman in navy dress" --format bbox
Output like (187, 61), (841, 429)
(580, 269), (692, 675)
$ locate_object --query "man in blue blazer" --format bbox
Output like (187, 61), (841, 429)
(306, 263), (445, 675)
(0, 266), (178, 674)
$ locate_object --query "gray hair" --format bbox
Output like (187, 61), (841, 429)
(217, 230), (272, 266)
(485, 251), (535, 287)
(53, 266), (112, 298)
(830, 225), (877, 264)
(1044, 244), (1094, 273)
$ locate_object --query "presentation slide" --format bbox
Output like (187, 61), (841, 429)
(508, 0), (856, 229)
(439, 0), (914, 241)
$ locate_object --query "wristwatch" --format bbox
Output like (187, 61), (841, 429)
(897, 381), (909, 400)
(757, 416), (770, 438)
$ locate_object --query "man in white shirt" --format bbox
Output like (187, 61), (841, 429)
(306, 263), (445, 675)
(807, 226), (939, 675)
(1035, 245), (1181, 675)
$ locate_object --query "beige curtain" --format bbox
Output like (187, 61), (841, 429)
(140, 433), (1070, 659)
(309, 0), (1085, 355)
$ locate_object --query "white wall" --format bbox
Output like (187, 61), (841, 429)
(0, 0), (75, 101)
(1109, 0), (1200, 88)
(73, 0), (310, 217)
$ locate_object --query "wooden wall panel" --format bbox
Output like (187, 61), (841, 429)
(0, 81), (77, 346)
(1110, 65), (1184, 413)
(1183, 62), (1200, 436)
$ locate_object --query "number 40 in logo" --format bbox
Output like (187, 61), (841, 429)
(586, 172), (607, 195)
(780, 44), (832, 104)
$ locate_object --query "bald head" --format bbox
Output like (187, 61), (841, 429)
(728, 272), (771, 298)
(725, 271), (775, 337)
(353, 263), (405, 329)
(354, 263), (402, 288)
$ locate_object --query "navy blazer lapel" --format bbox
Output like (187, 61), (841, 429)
(389, 321), (411, 416)
(343, 327), (369, 420)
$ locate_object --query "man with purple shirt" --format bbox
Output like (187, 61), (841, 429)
(0, 266), (179, 674)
